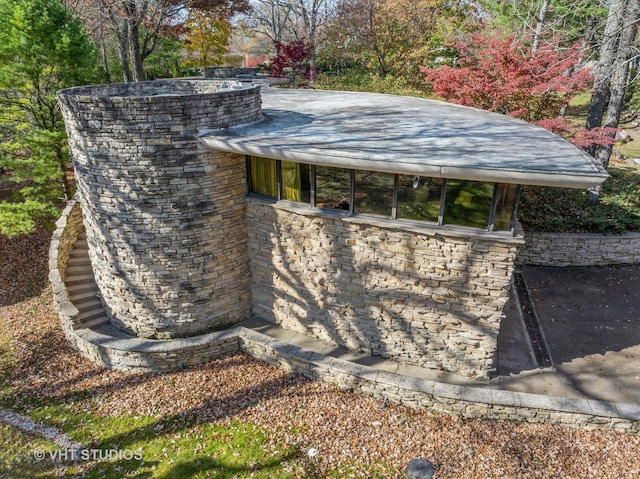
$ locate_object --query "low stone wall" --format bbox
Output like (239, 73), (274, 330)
(517, 232), (640, 266)
(49, 198), (83, 340)
(204, 67), (258, 78)
(246, 199), (524, 380)
(239, 329), (640, 433)
(58, 80), (257, 339)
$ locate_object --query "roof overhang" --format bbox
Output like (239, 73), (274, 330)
(199, 88), (609, 189)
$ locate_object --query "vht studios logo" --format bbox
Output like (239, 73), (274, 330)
(34, 448), (143, 462)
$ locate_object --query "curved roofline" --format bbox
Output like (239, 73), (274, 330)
(199, 88), (609, 189)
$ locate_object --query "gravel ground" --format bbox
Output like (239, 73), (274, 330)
(1, 228), (640, 478)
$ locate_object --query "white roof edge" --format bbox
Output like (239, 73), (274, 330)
(198, 136), (609, 189)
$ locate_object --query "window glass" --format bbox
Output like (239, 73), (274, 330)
(354, 171), (395, 217)
(316, 166), (351, 210)
(397, 175), (441, 222)
(282, 161), (311, 203)
(249, 156), (276, 197)
(443, 180), (494, 228)
(493, 183), (518, 231)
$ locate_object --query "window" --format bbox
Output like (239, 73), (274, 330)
(281, 160), (311, 202)
(249, 156), (276, 197)
(354, 171), (395, 217)
(397, 175), (441, 223)
(315, 166), (351, 210)
(246, 156), (521, 234)
(443, 180), (494, 229)
(492, 183), (519, 232)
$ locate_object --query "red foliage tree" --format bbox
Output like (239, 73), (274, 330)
(269, 40), (313, 85)
(423, 33), (592, 122)
(422, 32), (620, 149)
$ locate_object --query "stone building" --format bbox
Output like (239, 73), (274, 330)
(54, 79), (607, 380)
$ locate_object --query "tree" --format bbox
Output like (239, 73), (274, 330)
(423, 32), (592, 122)
(182, 10), (233, 68)
(0, 0), (98, 237)
(249, 0), (336, 83)
(75, 0), (250, 82)
(321, 0), (479, 85)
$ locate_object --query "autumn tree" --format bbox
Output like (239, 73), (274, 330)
(0, 0), (98, 236)
(248, 0), (337, 82)
(423, 32), (593, 132)
(73, 0), (250, 82)
(322, 0), (479, 85)
(182, 10), (233, 68)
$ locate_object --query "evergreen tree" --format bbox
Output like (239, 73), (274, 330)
(0, 0), (98, 237)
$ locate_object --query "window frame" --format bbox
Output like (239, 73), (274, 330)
(246, 155), (520, 234)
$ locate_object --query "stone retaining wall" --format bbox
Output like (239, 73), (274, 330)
(517, 232), (640, 266)
(239, 329), (640, 433)
(246, 199), (524, 380)
(57, 80), (258, 339)
(49, 199), (83, 333)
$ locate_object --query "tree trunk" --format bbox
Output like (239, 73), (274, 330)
(588, 0), (640, 203)
(116, 21), (133, 82)
(586, 0), (628, 136)
(128, 20), (145, 82)
(531, 0), (550, 53)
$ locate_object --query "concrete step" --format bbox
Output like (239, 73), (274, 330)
(73, 315), (109, 330)
(66, 281), (98, 296)
(67, 255), (89, 267)
(80, 305), (106, 322)
(68, 288), (100, 303)
(72, 239), (88, 250)
(65, 264), (92, 277)
(74, 296), (102, 312)
(65, 273), (96, 287)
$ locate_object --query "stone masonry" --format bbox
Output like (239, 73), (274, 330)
(246, 199), (524, 380)
(57, 80), (260, 339)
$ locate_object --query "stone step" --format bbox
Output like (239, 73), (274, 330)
(65, 264), (92, 277)
(66, 281), (98, 296)
(65, 273), (96, 287)
(80, 305), (106, 322)
(73, 315), (109, 331)
(74, 296), (102, 312)
(68, 289), (100, 303)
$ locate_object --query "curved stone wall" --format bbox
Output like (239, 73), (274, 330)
(57, 80), (259, 339)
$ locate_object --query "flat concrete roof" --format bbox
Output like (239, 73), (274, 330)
(199, 88), (609, 189)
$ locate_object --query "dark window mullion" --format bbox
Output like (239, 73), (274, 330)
(510, 185), (522, 234)
(349, 169), (355, 215)
(275, 160), (283, 200)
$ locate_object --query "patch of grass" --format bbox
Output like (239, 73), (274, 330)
(518, 162), (640, 233)
(1, 400), (395, 478)
(0, 422), (76, 478)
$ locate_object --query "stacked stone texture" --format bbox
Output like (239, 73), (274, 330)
(246, 200), (523, 380)
(517, 232), (640, 266)
(57, 80), (259, 339)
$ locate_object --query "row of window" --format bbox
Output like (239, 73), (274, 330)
(247, 156), (520, 233)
